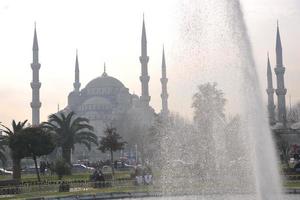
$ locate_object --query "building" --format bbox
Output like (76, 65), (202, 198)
(65, 17), (170, 138)
(266, 22), (287, 127)
(30, 17), (170, 160)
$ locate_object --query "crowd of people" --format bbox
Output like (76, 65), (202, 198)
(134, 165), (153, 185)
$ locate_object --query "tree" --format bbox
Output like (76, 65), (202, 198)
(53, 159), (71, 192)
(21, 127), (55, 182)
(192, 82), (226, 176)
(114, 113), (161, 165)
(0, 146), (7, 167)
(98, 125), (126, 176)
(0, 128), (7, 167)
(42, 112), (98, 164)
(192, 82), (226, 124)
(0, 120), (28, 180)
(287, 102), (300, 123)
(275, 135), (290, 168)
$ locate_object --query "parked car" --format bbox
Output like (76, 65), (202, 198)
(0, 168), (12, 175)
(22, 166), (39, 174)
(294, 162), (300, 173)
(102, 165), (112, 173)
(72, 164), (94, 173)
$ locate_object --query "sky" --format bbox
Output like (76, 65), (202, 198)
(0, 0), (299, 126)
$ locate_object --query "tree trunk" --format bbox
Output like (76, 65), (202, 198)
(33, 155), (41, 182)
(12, 158), (21, 180)
(110, 150), (115, 178)
(62, 147), (71, 164)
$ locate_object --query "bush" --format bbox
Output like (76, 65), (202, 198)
(58, 181), (70, 192)
(53, 159), (71, 180)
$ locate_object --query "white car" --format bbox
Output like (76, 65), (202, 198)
(0, 168), (13, 175)
(72, 164), (94, 173)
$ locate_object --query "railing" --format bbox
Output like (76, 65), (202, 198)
(0, 179), (140, 195)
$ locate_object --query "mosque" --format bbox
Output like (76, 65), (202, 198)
(29, 18), (169, 160)
(266, 23), (300, 136)
(30, 14), (298, 160)
(66, 17), (170, 137)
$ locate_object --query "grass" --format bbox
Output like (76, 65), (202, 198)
(0, 181), (299, 200)
(0, 171), (131, 182)
(2, 181), (300, 200)
(283, 181), (300, 189)
(1, 171), (300, 200)
(0, 184), (153, 200)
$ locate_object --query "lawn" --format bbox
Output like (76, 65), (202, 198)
(2, 181), (300, 200)
(0, 171), (131, 182)
(283, 181), (300, 189)
(0, 172), (300, 200)
(0, 182), (153, 200)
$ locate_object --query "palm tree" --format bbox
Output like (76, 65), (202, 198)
(0, 137), (7, 167)
(42, 112), (98, 164)
(0, 120), (28, 180)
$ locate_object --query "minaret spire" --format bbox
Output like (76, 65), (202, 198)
(160, 46), (169, 117)
(102, 62), (107, 77)
(73, 49), (81, 92)
(266, 53), (275, 124)
(30, 23), (41, 126)
(276, 21), (283, 66)
(139, 15), (150, 107)
(274, 21), (287, 124)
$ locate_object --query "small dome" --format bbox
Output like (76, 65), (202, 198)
(85, 75), (124, 89)
(132, 94), (139, 99)
(68, 91), (77, 97)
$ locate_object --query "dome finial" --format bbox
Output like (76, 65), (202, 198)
(102, 62), (107, 77)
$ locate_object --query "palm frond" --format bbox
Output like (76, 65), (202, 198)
(20, 120), (28, 128)
(65, 112), (75, 129)
(48, 114), (65, 128)
(72, 126), (93, 136)
(75, 131), (97, 140)
(0, 123), (13, 135)
(12, 120), (17, 130)
(41, 122), (57, 130)
(77, 140), (92, 151)
(70, 117), (91, 130)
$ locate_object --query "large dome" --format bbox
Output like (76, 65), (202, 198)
(79, 96), (113, 112)
(82, 96), (111, 106)
(85, 74), (124, 89)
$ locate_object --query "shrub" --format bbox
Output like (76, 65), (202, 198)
(53, 159), (71, 180)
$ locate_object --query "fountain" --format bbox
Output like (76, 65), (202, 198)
(123, 0), (295, 199)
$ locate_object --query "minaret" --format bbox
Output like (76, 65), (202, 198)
(73, 50), (81, 92)
(160, 46), (169, 117)
(30, 24), (41, 126)
(274, 22), (287, 124)
(266, 53), (275, 125)
(139, 16), (151, 107)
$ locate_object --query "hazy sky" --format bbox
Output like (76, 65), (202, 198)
(0, 0), (299, 126)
